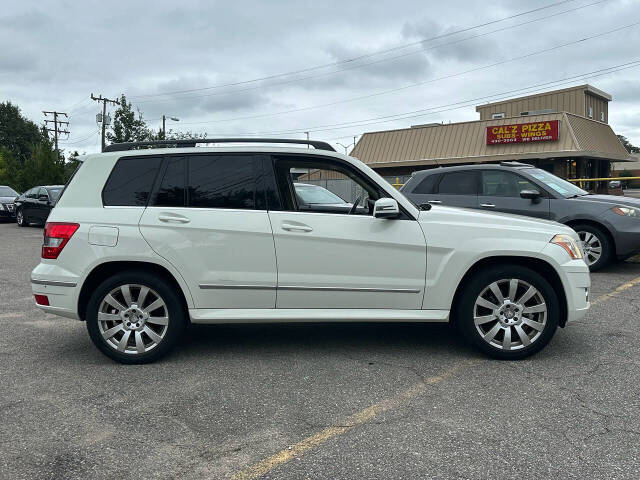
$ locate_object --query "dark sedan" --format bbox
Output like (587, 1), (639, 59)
(401, 162), (640, 270)
(15, 185), (64, 227)
(0, 185), (19, 221)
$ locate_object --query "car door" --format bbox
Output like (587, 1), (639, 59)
(35, 187), (50, 222)
(478, 170), (551, 219)
(267, 155), (427, 310)
(139, 153), (278, 309)
(23, 188), (37, 219)
(425, 170), (479, 208)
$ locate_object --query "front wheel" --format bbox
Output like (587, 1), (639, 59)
(86, 271), (186, 364)
(573, 224), (611, 271)
(16, 208), (27, 227)
(455, 265), (559, 360)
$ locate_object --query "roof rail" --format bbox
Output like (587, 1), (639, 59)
(499, 161), (534, 168)
(103, 138), (336, 153)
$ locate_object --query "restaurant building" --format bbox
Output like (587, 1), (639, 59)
(350, 85), (631, 191)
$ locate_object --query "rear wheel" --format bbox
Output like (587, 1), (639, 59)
(86, 271), (186, 364)
(455, 265), (559, 360)
(573, 224), (611, 271)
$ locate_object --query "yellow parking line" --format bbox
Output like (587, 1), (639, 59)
(229, 360), (473, 480)
(591, 275), (640, 306)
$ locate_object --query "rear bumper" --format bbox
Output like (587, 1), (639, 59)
(31, 270), (81, 320)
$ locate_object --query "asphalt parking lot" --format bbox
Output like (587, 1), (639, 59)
(1, 221), (639, 480)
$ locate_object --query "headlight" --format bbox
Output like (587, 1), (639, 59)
(0, 203), (4, 211)
(612, 206), (640, 217)
(550, 234), (583, 260)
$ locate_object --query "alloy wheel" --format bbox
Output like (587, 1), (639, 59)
(474, 278), (547, 351)
(97, 284), (170, 354)
(576, 230), (602, 266)
(16, 210), (23, 226)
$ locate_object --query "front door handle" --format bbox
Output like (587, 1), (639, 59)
(480, 203), (496, 208)
(427, 200), (442, 204)
(158, 213), (191, 224)
(282, 222), (313, 232)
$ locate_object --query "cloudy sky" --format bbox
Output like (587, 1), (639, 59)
(2, 0), (639, 154)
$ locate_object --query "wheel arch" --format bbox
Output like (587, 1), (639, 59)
(450, 255), (569, 328)
(77, 261), (190, 321)
(563, 219), (616, 254)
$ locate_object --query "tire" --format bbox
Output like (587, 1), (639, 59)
(86, 270), (187, 364)
(16, 208), (27, 227)
(572, 223), (612, 271)
(455, 265), (560, 360)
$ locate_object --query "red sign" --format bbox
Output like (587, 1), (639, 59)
(486, 120), (559, 145)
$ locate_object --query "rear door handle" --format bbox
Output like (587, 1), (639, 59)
(427, 200), (442, 204)
(480, 203), (496, 208)
(282, 222), (313, 232)
(158, 213), (191, 224)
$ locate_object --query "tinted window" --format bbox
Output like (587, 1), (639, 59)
(412, 174), (440, 194)
(26, 188), (37, 199)
(103, 156), (162, 206)
(481, 170), (538, 197)
(153, 156), (186, 207)
(38, 187), (48, 198)
(188, 155), (255, 209)
(438, 171), (478, 195)
(47, 188), (63, 200)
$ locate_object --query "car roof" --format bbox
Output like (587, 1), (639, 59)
(411, 162), (536, 177)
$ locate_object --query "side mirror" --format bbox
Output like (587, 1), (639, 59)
(38, 194), (49, 202)
(520, 189), (541, 201)
(373, 198), (400, 219)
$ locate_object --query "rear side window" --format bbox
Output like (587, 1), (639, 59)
(438, 171), (478, 195)
(188, 155), (256, 209)
(153, 156), (186, 207)
(412, 174), (440, 194)
(103, 156), (162, 206)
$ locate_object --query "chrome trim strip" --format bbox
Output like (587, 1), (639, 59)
(278, 286), (421, 293)
(31, 279), (77, 287)
(199, 284), (276, 290)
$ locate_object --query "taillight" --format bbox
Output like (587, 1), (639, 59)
(34, 294), (50, 306)
(42, 222), (79, 259)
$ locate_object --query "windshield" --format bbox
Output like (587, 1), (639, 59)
(528, 169), (588, 197)
(47, 187), (63, 200)
(0, 186), (18, 197)
(295, 184), (347, 204)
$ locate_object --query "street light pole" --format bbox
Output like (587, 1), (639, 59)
(162, 115), (180, 139)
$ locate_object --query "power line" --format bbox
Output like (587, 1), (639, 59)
(135, 1), (608, 107)
(129, 0), (579, 100)
(187, 60), (640, 138)
(175, 21), (638, 126)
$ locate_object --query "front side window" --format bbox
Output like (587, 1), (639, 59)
(188, 155), (256, 209)
(103, 156), (162, 206)
(437, 171), (478, 195)
(481, 170), (539, 197)
(272, 156), (380, 215)
(411, 173), (440, 194)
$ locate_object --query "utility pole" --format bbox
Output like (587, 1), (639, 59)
(43, 111), (69, 154)
(162, 115), (180, 139)
(91, 94), (120, 152)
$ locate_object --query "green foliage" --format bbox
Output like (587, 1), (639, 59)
(107, 94), (152, 144)
(617, 135), (640, 154)
(0, 101), (46, 165)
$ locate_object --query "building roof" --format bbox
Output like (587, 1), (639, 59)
(475, 84), (611, 112)
(350, 112), (631, 169)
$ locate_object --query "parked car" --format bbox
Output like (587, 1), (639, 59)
(15, 185), (64, 227)
(31, 139), (589, 364)
(0, 185), (19, 221)
(401, 162), (640, 271)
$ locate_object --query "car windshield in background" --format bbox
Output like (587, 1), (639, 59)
(528, 169), (588, 197)
(47, 188), (63, 200)
(296, 185), (347, 204)
(0, 187), (18, 197)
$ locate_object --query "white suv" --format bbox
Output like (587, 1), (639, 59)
(31, 139), (590, 363)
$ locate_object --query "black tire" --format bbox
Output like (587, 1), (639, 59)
(16, 208), (27, 227)
(572, 223), (612, 271)
(86, 270), (187, 364)
(455, 265), (560, 360)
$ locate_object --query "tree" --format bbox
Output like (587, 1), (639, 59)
(617, 135), (640, 154)
(0, 101), (45, 165)
(107, 94), (152, 144)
